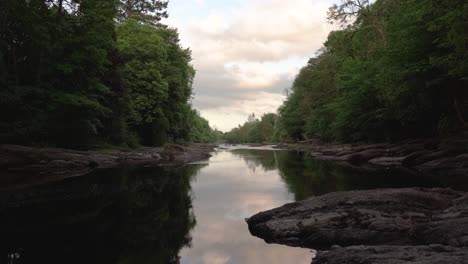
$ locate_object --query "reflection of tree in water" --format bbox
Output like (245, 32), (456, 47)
(230, 149), (279, 173)
(0, 164), (207, 264)
(219, 149), (467, 202)
(275, 151), (445, 201)
(229, 149), (451, 201)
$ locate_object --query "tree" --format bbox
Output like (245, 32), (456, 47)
(275, 0), (468, 143)
(117, 0), (168, 26)
(224, 113), (278, 143)
(327, 0), (395, 45)
(327, 0), (371, 26)
(0, 0), (215, 148)
(0, 0), (119, 147)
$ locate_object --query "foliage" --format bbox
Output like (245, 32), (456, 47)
(188, 110), (223, 143)
(225, 113), (278, 143)
(0, 0), (217, 148)
(0, 0), (118, 147)
(276, 0), (468, 143)
(117, 0), (168, 26)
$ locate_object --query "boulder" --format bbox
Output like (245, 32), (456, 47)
(248, 188), (467, 249)
(247, 188), (468, 263)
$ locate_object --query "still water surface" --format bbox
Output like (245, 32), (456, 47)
(1, 147), (467, 264)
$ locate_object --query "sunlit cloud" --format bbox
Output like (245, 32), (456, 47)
(167, 0), (336, 131)
(202, 251), (231, 264)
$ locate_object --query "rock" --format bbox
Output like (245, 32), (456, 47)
(406, 149), (465, 167)
(339, 149), (387, 164)
(368, 156), (405, 167)
(281, 140), (468, 177)
(247, 188), (467, 249)
(385, 143), (426, 156)
(313, 245), (468, 264)
(247, 188), (468, 264)
(416, 154), (468, 177)
(351, 143), (389, 152)
(401, 150), (431, 167)
(0, 144), (215, 189)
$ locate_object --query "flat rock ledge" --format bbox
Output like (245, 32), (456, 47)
(278, 139), (468, 177)
(0, 144), (216, 188)
(247, 188), (468, 263)
(314, 245), (468, 264)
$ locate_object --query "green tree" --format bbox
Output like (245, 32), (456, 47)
(117, 0), (168, 26)
(0, 0), (119, 148)
(276, 0), (468, 143)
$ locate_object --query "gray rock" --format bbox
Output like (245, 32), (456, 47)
(282, 140), (468, 177)
(0, 144), (215, 189)
(248, 188), (467, 249)
(247, 188), (468, 263)
(313, 245), (468, 264)
(368, 156), (405, 167)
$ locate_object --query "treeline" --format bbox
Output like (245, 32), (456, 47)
(224, 113), (277, 143)
(0, 0), (218, 148)
(227, 0), (467, 143)
(276, 0), (467, 142)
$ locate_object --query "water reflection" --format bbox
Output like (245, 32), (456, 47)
(180, 150), (312, 264)
(230, 149), (468, 200)
(2, 148), (467, 264)
(0, 165), (205, 264)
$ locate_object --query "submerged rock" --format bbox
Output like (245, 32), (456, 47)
(247, 188), (468, 263)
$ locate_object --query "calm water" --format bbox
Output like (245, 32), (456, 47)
(1, 147), (467, 264)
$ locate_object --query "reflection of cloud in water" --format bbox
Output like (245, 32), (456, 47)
(202, 251), (231, 264)
(180, 150), (310, 264)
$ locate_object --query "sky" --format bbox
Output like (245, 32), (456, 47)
(165, 0), (337, 132)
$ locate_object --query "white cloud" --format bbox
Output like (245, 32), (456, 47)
(194, 0), (205, 7)
(168, 0), (335, 131)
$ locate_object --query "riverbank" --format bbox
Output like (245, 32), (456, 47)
(247, 188), (468, 263)
(0, 144), (216, 189)
(277, 139), (468, 178)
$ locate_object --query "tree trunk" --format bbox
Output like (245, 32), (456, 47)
(58, 0), (63, 15)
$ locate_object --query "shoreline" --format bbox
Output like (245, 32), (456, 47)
(276, 139), (468, 178)
(0, 144), (216, 190)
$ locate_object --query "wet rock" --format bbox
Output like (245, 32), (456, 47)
(247, 188), (468, 263)
(247, 188), (466, 249)
(0, 144), (215, 188)
(282, 139), (468, 177)
(368, 157), (405, 167)
(401, 150), (431, 167)
(313, 245), (468, 264)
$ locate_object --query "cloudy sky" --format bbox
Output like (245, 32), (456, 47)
(166, 0), (336, 131)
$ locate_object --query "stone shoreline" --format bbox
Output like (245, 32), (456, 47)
(277, 139), (468, 178)
(247, 188), (468, 263)
(0, 144), (216, 189)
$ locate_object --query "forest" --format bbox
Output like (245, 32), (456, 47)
(0, 0), (220, 148)
(226, 0), (467, 144)
(2, 0), (466, 147)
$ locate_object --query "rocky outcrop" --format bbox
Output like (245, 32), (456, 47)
(0, 144), (215, 189)
(314, 245), (468, 264)
(279, 139), (468, 177)
(247, 188), (468, 263)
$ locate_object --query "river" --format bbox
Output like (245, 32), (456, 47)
(1, 146), (466, 264)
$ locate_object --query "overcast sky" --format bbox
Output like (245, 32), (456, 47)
(166, 0), (336, 132)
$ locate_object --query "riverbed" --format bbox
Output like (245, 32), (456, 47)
(1, 146), (467, 263)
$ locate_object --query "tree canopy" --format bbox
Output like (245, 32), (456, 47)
(0, 0), (217, 148)
(274, 0), (467, 143)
